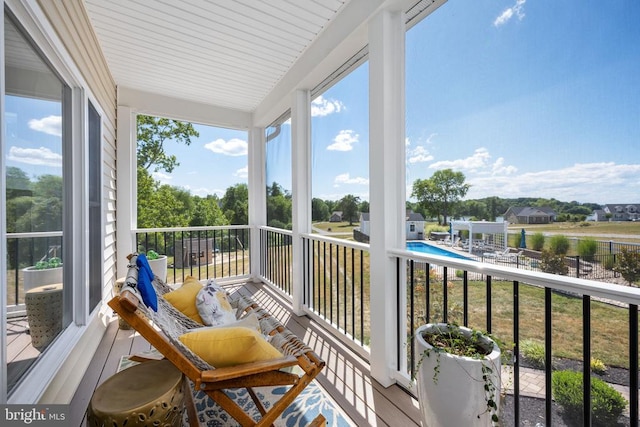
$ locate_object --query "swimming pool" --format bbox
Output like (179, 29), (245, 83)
(406, 242), (472, 260)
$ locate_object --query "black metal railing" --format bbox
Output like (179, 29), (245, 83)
(259, 227), (293, 295)
(6, 232), (63, 308)
(394, 249), (640, 427)
(134, 226), (250, 284)
(302, 234), (370, 348)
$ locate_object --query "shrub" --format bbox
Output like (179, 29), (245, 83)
(455, 269), (464, 278)
(520, 339), (545, 369)
(530, 233), (545, 251)
(602, 254), (616, 271)
(613, 247), (640, 286)
(549, 235), (570, 255)
(577, 238), (598, 262)
(540, 249), (568, 275)
(591, 358), (607, 375)
(552, 370), (626, 426)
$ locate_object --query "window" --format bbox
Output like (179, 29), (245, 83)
(88, 101), (102, 311)
(266, 113), (292, 229)
(311, 60), (369, 227)
(406, 1), (639, 220)
(4, 12), (69, 393)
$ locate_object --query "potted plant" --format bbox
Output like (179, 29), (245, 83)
(414, 323), (503, 427)
(144, 250), (167, 282)
(23, 257), (63, 292)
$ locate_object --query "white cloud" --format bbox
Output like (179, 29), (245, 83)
(311, 96), (344, 117)
(28, 115), (62, 137)
(494, 0), (526, 27)
(408, 146), (434, 164)
(7, 146), (62, 167)
(333, 173), (369, 187)
(204, 138), (247, 156)
(429, 147), (493, 172)
(491, 157), (518, 175)
(152, 171), (172, 183)
(467, 162), (640, 203)
(234, 166), (248, 179)
(327, 129), (358, 151)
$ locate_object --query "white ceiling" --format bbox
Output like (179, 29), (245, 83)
(84, 0), (352, 113)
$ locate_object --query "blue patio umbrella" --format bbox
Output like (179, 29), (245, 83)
(520, 228), (527, 249)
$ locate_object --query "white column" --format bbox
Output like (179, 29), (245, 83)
(248, 127), (266, 281)
(291, 89), (312, 315)
(115, 106), (137, 278)
(368, 8), (406, 387)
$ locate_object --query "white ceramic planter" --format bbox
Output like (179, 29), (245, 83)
(415, 323), (501, 427)
(23, 266), (63, 292)
(147, 255), (168, 282)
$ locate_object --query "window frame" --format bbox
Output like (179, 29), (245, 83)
(2, 0), (100, 403)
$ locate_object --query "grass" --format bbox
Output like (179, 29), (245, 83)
(512, 221), (640, 243)
(313, 221), (359, 234)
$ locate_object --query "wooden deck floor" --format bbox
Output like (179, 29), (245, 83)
(67, 280), (421, 426)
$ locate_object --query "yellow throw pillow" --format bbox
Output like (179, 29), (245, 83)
(163, 276), (204, 324)
(179, 326), (283, 368)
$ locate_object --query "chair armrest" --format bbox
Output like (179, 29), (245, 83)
(200, 356), (298, 382)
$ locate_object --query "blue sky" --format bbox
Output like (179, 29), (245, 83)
(6, 0), (639, 205)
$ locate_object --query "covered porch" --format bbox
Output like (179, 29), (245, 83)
(2, 0), (640, 426)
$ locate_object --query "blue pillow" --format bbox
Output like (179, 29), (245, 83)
(136, 254), (158, 312)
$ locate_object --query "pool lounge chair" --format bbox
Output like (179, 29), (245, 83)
(483, 247), (511, 259)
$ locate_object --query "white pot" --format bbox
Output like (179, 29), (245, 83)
(23, 266), (63, 292)
(147, 255), (168, 282)
(415, 323), (501, 427)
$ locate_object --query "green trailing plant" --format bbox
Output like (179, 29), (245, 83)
(577, 238), (598, 262)
(34, 257), (62, 270)
(552, 370), (626, 426)
(145, 249), (160, 260)
(540, 249), (568, 275)
(613, 247), (640, 286)
(520, 339), (546, 369)
(530, 233), (545, 251)
(549, 234), (570, 255)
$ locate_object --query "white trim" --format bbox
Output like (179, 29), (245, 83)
(367, 8), (406, 388)
(248, 127), (266, 280)
(291, 89), (312, 315)
(0, 6), (7, 404)
(119, 86), (252, 130)
(115, 105), (137, 278)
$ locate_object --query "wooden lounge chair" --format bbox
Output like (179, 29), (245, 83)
(108, 256), (326, 427)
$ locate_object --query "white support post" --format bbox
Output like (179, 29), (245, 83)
(248, 127), (266, 281)
(115, 105), (137, 278)
(291, 89), (312, 315)
(368, 9), (406, 388)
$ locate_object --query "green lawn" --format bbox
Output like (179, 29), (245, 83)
(512, 221), (640, 238)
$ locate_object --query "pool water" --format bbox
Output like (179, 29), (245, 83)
(406, 242), (472, 260)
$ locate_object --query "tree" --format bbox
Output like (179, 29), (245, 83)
(312, 198), (330, 222)
(412, 169), (469, 225)
(338, 194), (360, 225)
(613, 248), (640, 286)
(220, 183), (249, 225)
(190, 195), (228, 227)
(137, 114), (199, 173)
